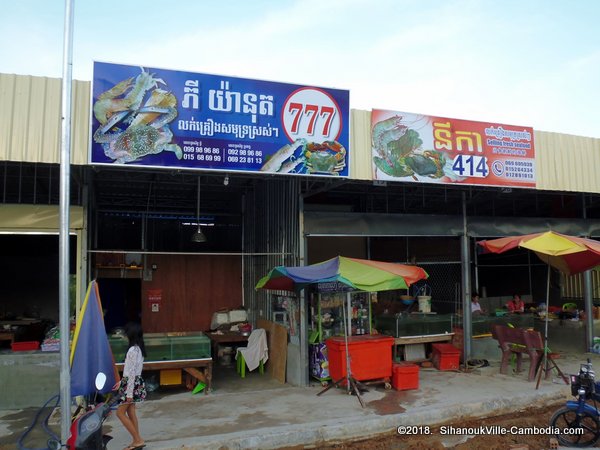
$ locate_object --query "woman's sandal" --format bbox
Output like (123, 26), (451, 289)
(124, 444), (145, 450)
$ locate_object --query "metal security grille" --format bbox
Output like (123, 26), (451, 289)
(415, 261), (462, 314)
(403, 236), (462, 314)
(369, 236), (463, 314)
(563, 271), (600, 301)
(242, 178), (301, 325)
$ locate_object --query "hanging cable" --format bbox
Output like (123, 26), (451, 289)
(17, 394), (60, 450)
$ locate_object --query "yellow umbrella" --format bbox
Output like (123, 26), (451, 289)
(480, 231), (600, 387)
(480, 231), (600, 276)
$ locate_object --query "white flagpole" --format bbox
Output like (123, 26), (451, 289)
(59, 0), (75, 441)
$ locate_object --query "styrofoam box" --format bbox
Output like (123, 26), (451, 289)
(228, 309), (248, 323)
(210, 312), (229, 329)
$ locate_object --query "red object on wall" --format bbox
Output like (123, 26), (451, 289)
(147, 289), (162, 306)
(392, 362), (419, 390)
(11, 341), (40, 352)
(431, 343), (460, 371)
(326, 335), (393, 381)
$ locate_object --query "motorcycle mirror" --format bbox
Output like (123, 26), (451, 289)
(47, 439), (61, 450)
(95, 372), (107, 390)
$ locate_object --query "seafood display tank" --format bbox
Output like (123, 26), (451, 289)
(108, 331), (211, 363)
(375, 313), (454, 338)
(375, 312), (535, 337)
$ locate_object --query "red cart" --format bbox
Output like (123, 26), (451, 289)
(326, 335), (394, 388)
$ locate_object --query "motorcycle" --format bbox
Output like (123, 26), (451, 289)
(550, 359), (600, 447)
(48, 372), (118, 450)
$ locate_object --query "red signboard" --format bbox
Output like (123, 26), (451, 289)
(147, 289), (162, 306)
(371, 109), (535, 188)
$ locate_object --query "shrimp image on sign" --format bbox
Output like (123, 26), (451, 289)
(93, 67), (183, 164)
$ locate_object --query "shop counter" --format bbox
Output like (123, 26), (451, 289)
(205, 331), (249, 362)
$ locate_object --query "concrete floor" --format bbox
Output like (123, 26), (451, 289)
(2, 352), (597, 450)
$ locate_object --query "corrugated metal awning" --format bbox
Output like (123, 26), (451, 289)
(304, 211), (600, 238)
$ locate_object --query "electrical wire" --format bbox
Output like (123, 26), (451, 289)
(465, 359), (489, 370)
(17, 393), (61, 450)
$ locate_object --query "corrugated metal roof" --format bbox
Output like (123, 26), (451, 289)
(0, 73), (89, 165)
(350, 109), (372, 180)
(535, 130), (600, 194)
(0, 203), (84, 230)
(2, 72), (600, 194)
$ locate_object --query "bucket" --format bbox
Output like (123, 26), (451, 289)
(219, 346), (234, 365)
(400, 295), (415, 306)
(417, 296), (432, 313)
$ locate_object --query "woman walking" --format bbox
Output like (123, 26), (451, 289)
(115, 322), (147, 450)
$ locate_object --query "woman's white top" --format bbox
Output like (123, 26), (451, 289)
(123, 345), (144, 398)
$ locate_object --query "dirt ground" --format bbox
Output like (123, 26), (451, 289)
(4, 402), (597, 450)
(281, 402), (596, 450)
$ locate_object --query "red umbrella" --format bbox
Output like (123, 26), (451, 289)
(479, 231), (600, 276)
(479, 231), (600, 387)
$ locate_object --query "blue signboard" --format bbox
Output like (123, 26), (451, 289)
(90, 62), (350, 177)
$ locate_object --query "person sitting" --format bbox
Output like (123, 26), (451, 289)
(507, 294), (525, 313)
(471, 292), (486, 316)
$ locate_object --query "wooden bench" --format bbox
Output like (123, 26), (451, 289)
(490, 324), (543, 381)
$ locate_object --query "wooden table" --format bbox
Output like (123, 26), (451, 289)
(0, 331), (15, 344)
(206, 331), (249, 362)
(0, 319), (41, 326)
(393, 333), (455, 361)
(115, 358), (213, 394)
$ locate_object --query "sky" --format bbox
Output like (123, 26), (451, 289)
(1, 0), (599, 138)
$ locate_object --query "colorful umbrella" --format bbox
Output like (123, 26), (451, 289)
(479, 231), (600, 387)
(256, 256), (428, 405)
(479, 230), (600, 276)
(255, 256), (428, 293)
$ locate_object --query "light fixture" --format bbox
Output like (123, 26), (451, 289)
(223, 175), (229, 186)
(191, 176), (207, 243)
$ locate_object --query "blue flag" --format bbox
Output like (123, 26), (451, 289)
(70, 280), (117, 396)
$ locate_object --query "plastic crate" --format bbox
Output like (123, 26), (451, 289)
(392, 362), (419, 390)
(11, 341), (40, 351)
(160, 369), (182, 385)
(326, 335), (393, 381)
(431, 343), (460, 371)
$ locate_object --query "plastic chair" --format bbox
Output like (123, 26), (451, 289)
(236, 328), (268, 378)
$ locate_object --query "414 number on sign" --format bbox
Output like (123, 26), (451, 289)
(452, 155), (489, 178)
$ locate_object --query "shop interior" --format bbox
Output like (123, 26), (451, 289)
(0, 234), (77, 349)
(3, 161), (600, 391)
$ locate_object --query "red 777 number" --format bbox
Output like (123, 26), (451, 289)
(287, 102), (335, 136)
